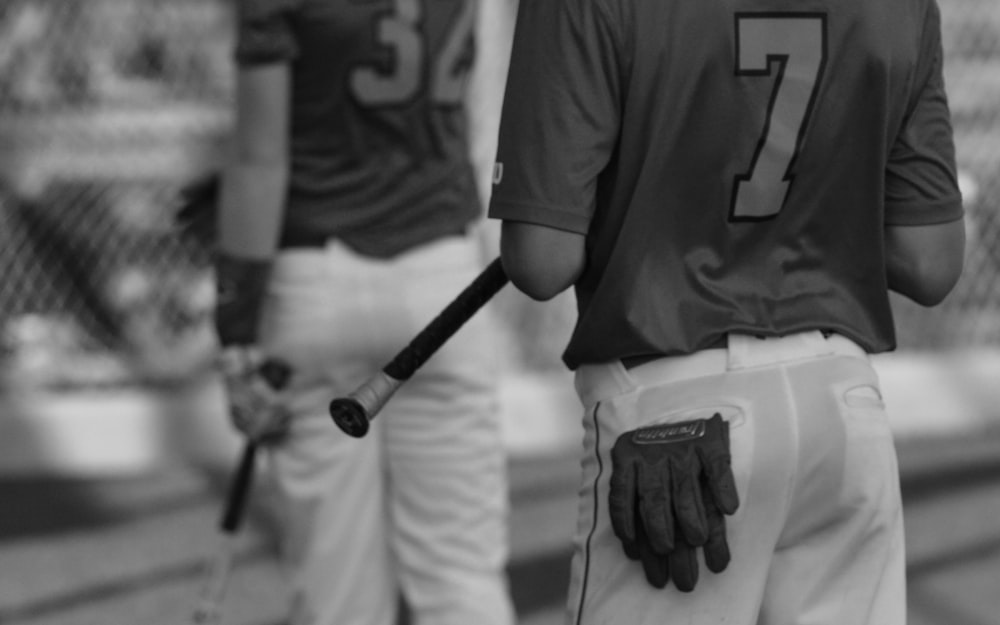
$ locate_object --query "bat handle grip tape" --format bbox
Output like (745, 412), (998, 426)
(330, 257), (508, 438)
(383, 257), (508, 380)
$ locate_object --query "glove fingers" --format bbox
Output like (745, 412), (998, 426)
(668, 532), (699, 592)
(622, 539), (641, 561)
(705, 457), (739, 515)
(670, 456), (708, 546)
(609, 458), (639, 545)
(640, 544), (670, 589)
(697, 445), (739, 515)
(635, 517), (670, 589)
(702, 415), (740, 515)
(638, 462), (674, 553)
(702, 499), (731, 574)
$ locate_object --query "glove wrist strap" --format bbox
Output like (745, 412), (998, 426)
(215, 253), (272, 346)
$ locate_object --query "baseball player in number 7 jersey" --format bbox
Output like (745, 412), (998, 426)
(489, 0), (965, 623)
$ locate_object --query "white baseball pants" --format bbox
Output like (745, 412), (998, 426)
(567, 330), (906, 625)
(257, 236), (515, 625)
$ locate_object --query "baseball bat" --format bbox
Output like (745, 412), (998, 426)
(191, 359), (292, 624)
(329, 256), (509, 438)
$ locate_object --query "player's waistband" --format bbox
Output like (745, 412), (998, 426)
(574, 330), (868, 407)
(271, 232), (482, 280)
(279, 224), (469, 250)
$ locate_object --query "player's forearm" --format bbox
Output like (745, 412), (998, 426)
(217, 161), (289, 259)
(884, 220), (965, 306)
(218, 63), (291, 259)
(214, 159), (287, 347)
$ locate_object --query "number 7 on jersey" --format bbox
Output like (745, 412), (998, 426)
(731, 14), (828, 221)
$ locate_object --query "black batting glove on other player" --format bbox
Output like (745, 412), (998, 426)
(609, 413), (739, 591)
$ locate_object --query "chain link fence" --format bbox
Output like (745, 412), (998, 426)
(0, 0), (998, 390)
(0, 0), (230, 389)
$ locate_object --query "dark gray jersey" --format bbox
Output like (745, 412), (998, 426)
(489, 0), (962, 368)
(236, 0), (481, 257)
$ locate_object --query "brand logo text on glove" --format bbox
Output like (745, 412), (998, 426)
(631, 419), (708, 445)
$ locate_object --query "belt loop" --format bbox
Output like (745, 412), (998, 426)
(804, 329), (836, 356)
(726, 333), (749, 370)
(727, 330), (837, 370)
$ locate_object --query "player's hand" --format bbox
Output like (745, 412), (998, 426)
(608, 413), (739, 591)
(219, 346), (293, 444)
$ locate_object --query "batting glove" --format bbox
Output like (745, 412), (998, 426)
(609, 413), (739, 591)
(219, 346), (293, 444)
(621, 485), (732, 591)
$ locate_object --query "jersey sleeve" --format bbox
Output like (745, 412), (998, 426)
(487, 0), (624, 234)
(884, 0), (963, 226)
(234, 0), (301, 66)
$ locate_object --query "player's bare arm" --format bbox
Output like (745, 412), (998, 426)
(218, 63), (290, 259)
(215, 62), (293, 441)
(500, 220), (585, 301)
(885, 219), (965, 306)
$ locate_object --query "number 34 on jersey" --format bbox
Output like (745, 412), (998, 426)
(349, 0), (476, 107)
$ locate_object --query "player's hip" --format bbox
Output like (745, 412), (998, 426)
(568, 333), (901, 623)
(260, 234), (484, 333)
(572, 328), (893, 531)
(573, 330), (888, 491)
(258, 233), (497, 391)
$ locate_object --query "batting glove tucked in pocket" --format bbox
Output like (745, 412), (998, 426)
(219, 346), (293, 445)
(609, 413), (739, 592)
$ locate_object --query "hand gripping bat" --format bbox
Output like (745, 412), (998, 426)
(191, 359), (292, 625)
(329, 257), (509, 437)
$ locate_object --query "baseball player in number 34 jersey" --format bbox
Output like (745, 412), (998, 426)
(215, 0), (517, 624)
(489, 0), (965, 623)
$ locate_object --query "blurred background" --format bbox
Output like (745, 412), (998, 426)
(0, 1), (998, 624)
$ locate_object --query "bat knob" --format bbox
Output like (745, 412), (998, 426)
(329, 397), (370, 438)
